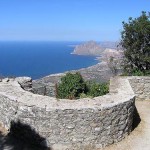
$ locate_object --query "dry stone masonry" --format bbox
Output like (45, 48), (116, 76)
(0, 76), (148, 150)
(129, 76), (150, 101)
(32, 81), (56, 97)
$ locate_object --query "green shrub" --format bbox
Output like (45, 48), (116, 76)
(120, 69), (150, 76)
(86, 81), (109, 97)
(145, 70), (150, 76)
(56, 72), (109, 99)
(57, 72), (87, 99)
(131, 69), (145, 76)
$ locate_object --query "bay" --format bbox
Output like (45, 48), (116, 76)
(0, 41), (98, 79)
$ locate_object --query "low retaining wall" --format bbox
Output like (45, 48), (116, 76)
(32, 81), (56, 97)
(0, 77), (136, 150)
(129, 76), (150, 101)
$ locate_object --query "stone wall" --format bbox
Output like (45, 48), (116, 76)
(0, 77), (136, 150)
(32, 82), (56, 97)
(129, 76), (150, 101)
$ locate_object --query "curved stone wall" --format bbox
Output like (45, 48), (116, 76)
(0, 77), (135, 150)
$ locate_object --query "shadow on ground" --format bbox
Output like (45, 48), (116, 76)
(0, 120), (51, 150)
(132, 106), (141, 131)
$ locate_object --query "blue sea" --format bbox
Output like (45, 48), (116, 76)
(0, 41), (98, 79)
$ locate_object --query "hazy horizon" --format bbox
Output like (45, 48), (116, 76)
(0, 40), (118, 42)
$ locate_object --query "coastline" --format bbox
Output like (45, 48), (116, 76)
(32, 46), (123, 97)
(33, 45), (123, 85)
(35, 53), (101, 81)
(33, 60), (109, 83)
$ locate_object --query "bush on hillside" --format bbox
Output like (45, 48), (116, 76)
(56, 72), (109, 99)
(86, 81), (109, 97)
(57, 72), (87, 99)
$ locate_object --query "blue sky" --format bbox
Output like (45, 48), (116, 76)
(0, 0), (149, 41)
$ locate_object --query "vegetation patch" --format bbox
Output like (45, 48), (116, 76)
(120, 11), (150, 76)
(56, 72), (109, 99)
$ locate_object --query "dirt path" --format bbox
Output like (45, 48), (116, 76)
(104, 101), (150, 150)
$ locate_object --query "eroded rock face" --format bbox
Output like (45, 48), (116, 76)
(15, 77), (32, 92)
(1, 77), (33, 93)
(32, 82), (56, 97)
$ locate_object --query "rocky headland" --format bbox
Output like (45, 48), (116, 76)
(72, 41), (105, 56)
(72, 41), (119, 56)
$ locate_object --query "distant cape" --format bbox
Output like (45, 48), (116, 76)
(72, 41), (105, 56)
